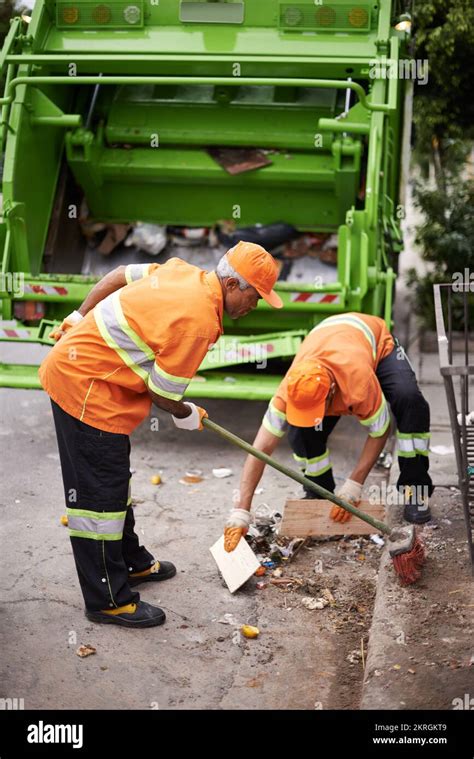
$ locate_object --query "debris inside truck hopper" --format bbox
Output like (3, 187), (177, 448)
(216, 221), (298, 250)
(208, 147), (272, 175)
(124, 223), (168, 256)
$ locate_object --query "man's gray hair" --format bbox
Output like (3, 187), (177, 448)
(216, 253), (250, 290)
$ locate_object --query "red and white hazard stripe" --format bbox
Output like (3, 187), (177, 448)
(290, 292), (341, 304)
(0, 328), (31, 339)
(24, 284), (69, 296)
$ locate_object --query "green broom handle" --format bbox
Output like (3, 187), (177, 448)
(202, 417), (390, 535)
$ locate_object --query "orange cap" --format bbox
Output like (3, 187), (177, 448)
(286, 360), (332, 427)
(226, 241), (283, 309)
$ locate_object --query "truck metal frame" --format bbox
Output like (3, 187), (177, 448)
(0, 0), (410, 398)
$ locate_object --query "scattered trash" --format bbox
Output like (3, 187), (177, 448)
(374, 670), (383, 677)
(301, 596), (329, 610)
(262, 560), (276, 569)
(272, 567), (283, 578)
(168, 226), (209, 247)
(60, 515), (68, 527)
(392, 664), (401, 670)
(256, 582), (267, 590)
(76, 644), (96, 658)
(180, 469), (203, 484)
(270, 577), (303, 587)
(255, 487), (264, 495)
(150, 474), (162, 485)
(408, 669), (416, 675)
(212, 468), (233, 479)
(97, 223), (132, 255)
(431, 445), (455, 455)
(347, 649), (362, 664)
(209, 147), (272, 175)
(282, 232), (334, 262)
(218, 613), (238, 626)
(217, 221), (298, 250)
(376, 451), (393, 470)
(241, 624), (260, 639)
(255, 566), (266, 577)
(125, 223), (167, 256)
(370, 534), (385, 546)
(321, 588), (336, 606)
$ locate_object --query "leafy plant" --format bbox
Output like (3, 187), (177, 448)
(406, 0), (474, 329)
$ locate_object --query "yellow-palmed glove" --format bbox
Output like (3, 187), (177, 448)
(49, 310), (83, 341)
(223, 508), (252, 552)
(330, 478), (362, 523)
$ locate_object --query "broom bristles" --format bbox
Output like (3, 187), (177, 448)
(391, 535), (425, 586)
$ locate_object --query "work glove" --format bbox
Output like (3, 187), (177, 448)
(223, 508), (252, 553)
(330, 478), (362, 523)
(172, 402), (208, 431)
(49, 310), (83, 341)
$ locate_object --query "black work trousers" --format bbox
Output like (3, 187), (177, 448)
(288, 345), (433, 498)
(51, 400), (154, 611)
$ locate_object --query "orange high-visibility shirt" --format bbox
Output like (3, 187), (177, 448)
(39, 259), (224, 433)
(263, 313), (395, 439)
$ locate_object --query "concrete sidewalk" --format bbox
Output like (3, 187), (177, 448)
(361, 341), (474, 709)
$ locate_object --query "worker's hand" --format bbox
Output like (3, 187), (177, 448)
(331, 478), (363, 523)
(172, 402), (208, 431)
(223, 508), (252, 552)
(49, 310), (83, 341)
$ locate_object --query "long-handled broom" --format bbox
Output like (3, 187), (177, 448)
(203, 417), (425, 586)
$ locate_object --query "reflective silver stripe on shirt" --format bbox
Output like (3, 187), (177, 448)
(125, 263), (151, 284)
(312, 314), (377, 359)
(98, 292), (154, 369)
(263, 400), (288, 438)
(148, 362), (189, 399)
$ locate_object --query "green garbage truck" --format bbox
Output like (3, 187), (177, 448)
(0, 0), (412, 399)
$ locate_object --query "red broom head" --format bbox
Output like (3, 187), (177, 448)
(391, 534), (425, 586)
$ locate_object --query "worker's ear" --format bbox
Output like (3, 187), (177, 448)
(224, 277), (240, 292)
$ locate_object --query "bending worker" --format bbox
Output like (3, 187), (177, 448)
(39, 242), (283, 628)
(224, 312), (433, 551)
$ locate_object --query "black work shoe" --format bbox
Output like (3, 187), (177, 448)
(402, 486), (432, 524)
(85, 600), (166, 628)
(128, 560), (177, 587)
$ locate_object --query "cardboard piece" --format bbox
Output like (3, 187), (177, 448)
(279, 499), (385, 537)
(209, 535), (260, 593)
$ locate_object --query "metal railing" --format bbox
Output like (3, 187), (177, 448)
(434, 283), (474, 571)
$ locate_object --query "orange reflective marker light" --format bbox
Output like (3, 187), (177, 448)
(62, 6), (79, 24)
(348, 7), (369, 27)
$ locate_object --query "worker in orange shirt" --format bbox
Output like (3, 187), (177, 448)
(224, 313), (433, 551)
(39, 242), (283, 628)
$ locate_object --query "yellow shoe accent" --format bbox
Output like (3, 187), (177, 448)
(101, 603), (137, 616)
(129, 561), (161, 578)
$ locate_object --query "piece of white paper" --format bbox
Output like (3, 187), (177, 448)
(209, 535), (260, 594)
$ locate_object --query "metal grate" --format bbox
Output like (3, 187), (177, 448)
(279, 3), (373, 32)
(56, 1), (144, 29)
(434, 283), (474, 572)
